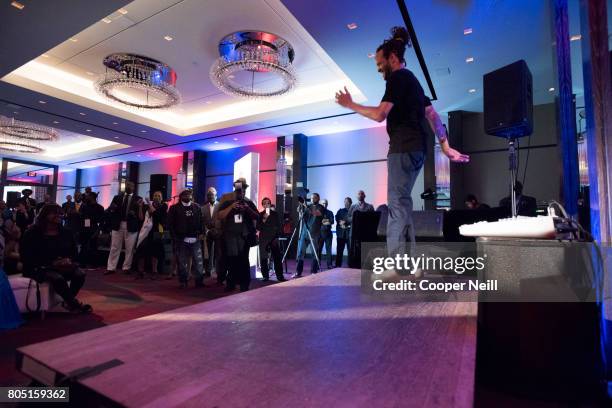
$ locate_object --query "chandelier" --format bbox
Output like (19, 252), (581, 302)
(0, 115), (58, 153)
(210, 31), (296, 98)
(95, 53), (181, 109)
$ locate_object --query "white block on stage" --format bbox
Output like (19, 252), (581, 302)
(234, 153), (260, 268)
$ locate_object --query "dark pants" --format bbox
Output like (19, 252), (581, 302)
(226, 245), (251, 292)
(177, 240), (204, 284)
(204, 235), (224, 277)
(44, 268), (86, 304)
(317, 233), (333, 268)
(260, 240), (284, 280)
(296, 230), (320, 275)
(79, 228), (98, 266)
(335, 237), (349, 267)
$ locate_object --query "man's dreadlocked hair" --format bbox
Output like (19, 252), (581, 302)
(376, 26), (411, 64)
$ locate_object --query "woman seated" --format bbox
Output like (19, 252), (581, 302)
(20, 204), (92, 313)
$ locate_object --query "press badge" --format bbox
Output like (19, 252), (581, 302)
(234, 214), (243, 223)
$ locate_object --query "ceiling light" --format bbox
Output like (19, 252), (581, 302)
(137, 154), (142, 157)
(41, 54), (49, 58)
(347, 23), (358, 30)
(102, 17), (112, 24)
(214, 141), (219, 144)
(468, 88), (476, 93)
(86, 129), (91, 132)
(53, 121), (59, 124)
(205, 101), (212, 104)
(570, 35), (581, 41)
(549, 87), (555, 92)
(11, 1), (24, 10)
(95, 53), (181, 109)
(38, 100), (47, 104)
(164, 35), (173, 41)
(69, 38), (78, 43)
(112, 122), (118, 125)
(463, 28), (473, 35)
(465, 57), (474, 63)
(86, 71), (94, 76)
(13, 111), (18, 115)
(0, 115), (59, 154)
(114, 136), (119, 139)
(79, 112), (86, 115)
(118, 8), (128, 15)
(233, 138), (238, 141)
(210, 31), (296, 98)
(140, 130), (147, 133)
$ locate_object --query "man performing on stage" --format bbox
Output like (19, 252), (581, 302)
(335, 26), (469, 270)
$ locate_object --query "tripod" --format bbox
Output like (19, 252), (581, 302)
(281, 204), (320, 267)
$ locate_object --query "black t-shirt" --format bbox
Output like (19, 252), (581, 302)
(381, 69), (430, 154)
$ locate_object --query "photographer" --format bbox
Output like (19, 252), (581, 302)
(217, 178), (259, 292)
(20, 204), (91, 313)
(317, 199), (335, 270)
(257, 197), (286, 282)
(294, 192), (325, 277)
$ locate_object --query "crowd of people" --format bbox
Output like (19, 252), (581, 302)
(0, 179), (385, 314)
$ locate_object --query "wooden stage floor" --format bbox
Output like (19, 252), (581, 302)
(17, 268), (477, 407)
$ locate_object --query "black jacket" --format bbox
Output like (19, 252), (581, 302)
(21, 226), (77, 281)
(167, 202), (203, 240)
(257, 209), (280, 250)
(335, 207), (351, 240)
(108, 193), (142, 232)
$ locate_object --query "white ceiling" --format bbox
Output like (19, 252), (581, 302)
(2, 0), (364, 136)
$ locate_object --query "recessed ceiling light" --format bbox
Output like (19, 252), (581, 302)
(233, 138), (238, 141)
(41, 54), (49, 58)
(214, 141), (219, 144)
(13, 111), (18, 115)
(549, 87), (555, 92)
(164, 35), (173, 41)
(347, 23), (358, 30)
(86, 129), (92, 132)
(463, 28), (473, 35)
(570, 35), (581, 41)
(79, 112), (86, 115)
(141, 130), (147, 133)
(38, 100), (47, 104)
(149, 152), (155, 155)
(53, 121), (60, 124)
(11, 1), (24, 10)
(137, 154), (142, 157)
(102, 17), (112, 24)
(69, 38), (78, 43)
(114, 136), (120, 139)
(465, 57), (474, 63)
(117, 8), (128, 15)
(468, 88), (476, 93)
(112, 122), (118, 125)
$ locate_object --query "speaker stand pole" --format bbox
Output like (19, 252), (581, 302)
(508, 138), (518, 219)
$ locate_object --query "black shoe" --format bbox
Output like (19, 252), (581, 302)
(179, 282), (188, 289)
(104, 269), (115, 275)
(122, 269), (131, 275)
(296, 260), (304, 274)
(277, 277), (287, 282)
(262, 277), (270, 282)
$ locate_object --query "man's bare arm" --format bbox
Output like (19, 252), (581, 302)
(335, 86), (392, 122)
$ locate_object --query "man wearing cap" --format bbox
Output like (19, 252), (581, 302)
(105, 181), (143, 275)
(167, 189), (205, 288)
(217, 178), (259, 292)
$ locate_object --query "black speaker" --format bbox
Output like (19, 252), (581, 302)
(6, 191), (20, 208)
(484, 59), (533, 138)
(149, 174), (172, 201)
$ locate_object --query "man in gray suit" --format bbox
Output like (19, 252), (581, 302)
(202, 187), (224, 281)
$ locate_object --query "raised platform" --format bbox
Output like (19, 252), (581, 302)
(17, 269), (477, 407)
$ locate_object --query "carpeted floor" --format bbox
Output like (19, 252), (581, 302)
(0, 259), (318, 387)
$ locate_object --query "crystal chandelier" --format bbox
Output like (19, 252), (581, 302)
(95, 53), (181, 109)
(0, 115), (58, 153)
(210, 31), (296, 98)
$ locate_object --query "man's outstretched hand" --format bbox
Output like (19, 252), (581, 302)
(443, 146), (470, 163)
(335, 86), (353, 108)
